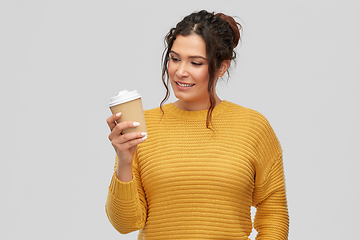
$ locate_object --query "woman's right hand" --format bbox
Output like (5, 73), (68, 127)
(107, 112), (147, 180)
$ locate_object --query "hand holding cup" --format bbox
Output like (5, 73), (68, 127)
(107, 112), (147, 166)
(107, 90), (148, 181)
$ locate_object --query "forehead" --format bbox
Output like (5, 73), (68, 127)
(171, 34), (206, 57)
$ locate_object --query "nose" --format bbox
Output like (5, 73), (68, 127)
(176, 63), (189, 78)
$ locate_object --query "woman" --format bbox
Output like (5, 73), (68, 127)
(106, 10), (289, 239)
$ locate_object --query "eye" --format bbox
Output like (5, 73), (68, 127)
(192, 62), (203, 66)
(170, 56), (180, 62)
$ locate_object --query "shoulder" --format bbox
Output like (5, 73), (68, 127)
(222, 100), (270, 125)
(144, 103), (172, 121)
(144, 105), (162, 116)
(224, 101), (282, 156)
(221, 101), (278, 141)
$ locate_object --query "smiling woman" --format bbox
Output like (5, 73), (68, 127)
(168, 34), (219, 111)
(161, 11), (239, 127)
(105, 10), (289, 240)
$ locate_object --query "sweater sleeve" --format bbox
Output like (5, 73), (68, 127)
(105, 152), (147, 234)
(251, 114), (289, 239)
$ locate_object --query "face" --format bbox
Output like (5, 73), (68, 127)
(168, 34), (211, 108)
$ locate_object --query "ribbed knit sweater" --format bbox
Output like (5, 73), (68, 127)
(106, 100), (289, 239)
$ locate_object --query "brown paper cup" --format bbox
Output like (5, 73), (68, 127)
(109, 90), (147, 134)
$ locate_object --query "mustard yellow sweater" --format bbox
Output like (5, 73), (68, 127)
(106, 100), (289, 239)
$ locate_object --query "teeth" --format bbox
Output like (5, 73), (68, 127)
(177, 82), (195, 87)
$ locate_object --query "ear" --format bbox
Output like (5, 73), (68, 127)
(218, 60), (230, 78)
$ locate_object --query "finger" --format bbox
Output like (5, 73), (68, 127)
(110, 130), (147, 145)
(113, 133), (148, 151)
(107, 112), (122, 131)
(108, 120), (146, 140)
(121, 131), (148, 143)
(112, 121), (143, 136)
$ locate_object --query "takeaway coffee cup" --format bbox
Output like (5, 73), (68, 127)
(108, 90), (147, 134)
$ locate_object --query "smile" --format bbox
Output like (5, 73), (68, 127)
(176, 81), (195, 87)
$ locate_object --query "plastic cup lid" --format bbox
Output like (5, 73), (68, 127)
(108, 90), (141, 107)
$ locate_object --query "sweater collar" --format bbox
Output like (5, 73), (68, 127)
(163, 100), (230, 120)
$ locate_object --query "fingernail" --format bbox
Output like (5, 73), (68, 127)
(116, 112), (121, 117)
(142, 135), (148, 141)
(141, 132), (148, 136)
(133, 122), (140, 127)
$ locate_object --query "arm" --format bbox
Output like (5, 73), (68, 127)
(105, 154), (148, 234)
(105, 113), (148, 234)
(253, 154), (289, 239)
(251, 113), (289, 239)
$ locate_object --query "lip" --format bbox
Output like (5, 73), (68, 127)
(174, 80), (195, 90)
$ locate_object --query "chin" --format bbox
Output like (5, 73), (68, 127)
(173, 92), (188, 101)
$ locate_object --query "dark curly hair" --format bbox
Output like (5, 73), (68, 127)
(161, 10), (242, 128)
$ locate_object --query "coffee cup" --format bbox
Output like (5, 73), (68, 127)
(108, 90), (147, 134)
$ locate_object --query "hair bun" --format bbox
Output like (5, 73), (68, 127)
(215, 13), (242, 48)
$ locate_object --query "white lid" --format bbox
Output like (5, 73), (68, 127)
(108, 90), (141, 107)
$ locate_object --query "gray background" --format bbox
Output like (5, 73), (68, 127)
(1, 0), (359, 239)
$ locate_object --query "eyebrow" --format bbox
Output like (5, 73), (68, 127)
(170, 50), (207, 61)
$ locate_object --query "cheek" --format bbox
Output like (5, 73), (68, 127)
(167, 61), (176, 78)
(194, 69), (209, 84)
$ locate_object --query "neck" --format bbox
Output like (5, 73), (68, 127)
(174, 94), (222, 111)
